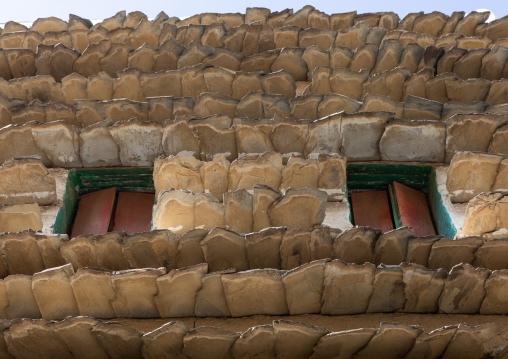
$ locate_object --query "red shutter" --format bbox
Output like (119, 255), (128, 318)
(110, 192), (155, 235)
(391, 182), (436, 237)
(71, 187), (117, 238)
(351, 191), (394, 233)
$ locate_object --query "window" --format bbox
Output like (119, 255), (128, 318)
(347, 164), (456, 238)
(54, 168), (155, 238)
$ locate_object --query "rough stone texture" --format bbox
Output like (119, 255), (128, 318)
(380, 120), (446, 162)
(109, 119), (163, 166)
(91, 321), (143, 359)
(141, 321), (190, 359)
(374, 227), (414, 265)
(480, 269), (508, 314)
(439, 263), (490, 314)
(122, 230), (179, 271)
(446, 151), (504, 203)
(200, 156), (230, 201)
(280, 229), (312, 270)
(445, 113), (508, 163)
(405, 325), (457, 359)
(334, 227), (380, 265)
(283, 259), (326, 315)
(367, 265), (406, 313)
(475, 239), (508, 270)
(311, 328), (377, 359)
(110, 268), (165, 319)
(406, 236), (441, 268)
(69, 267), (116, 318)
(273, 320), (329, 359)
(155, 263), (208, 318)
(223, 189), (253, 234)
(195, 270), (232, 317)
(428, 237), (483, 271)
(0, 203), (43, 233)
(280, 157), (318, 190)
(402, 263), (447, 313)
(0, 158), (56, 206)
(245, 226), (283, 269)
(31, 264), (79, 320)
(231, 324), (275, 359)
(321, 260), (376, 315)
(0, 231), (45, 275)
(354, 322), (423, 359)
(268, 188), (327, 230)
(153, 156), (204, 197)
(341, 112), (392, 161)
(79, 119), (121, 167)
(4, 275), (41, 319)
(201, 227), (248, 272)
(183, 327), (239, 359)
(222, 269), (288, 316)
(460, 192), (506, 238)
(442, 323), (497, 359)
(228, 152), (283, 192)
(153, 190), (195, 235)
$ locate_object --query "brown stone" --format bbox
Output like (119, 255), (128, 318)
(183, 327), (239, 359)
(223, 189), (253, 234)
(141, 321), (190, 359)
(273, 320), (329, 359)
(367, 265), (406, 313)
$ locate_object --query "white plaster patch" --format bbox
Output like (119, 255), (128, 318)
(322, 201), (353, 231)
(435, 165), (467, 236)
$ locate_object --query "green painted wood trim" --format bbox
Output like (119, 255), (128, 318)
(53, 170), (79, 235)
(347, 164), (432, 191)
(428, 169), (457, 238)
(388, 184), (402, 228)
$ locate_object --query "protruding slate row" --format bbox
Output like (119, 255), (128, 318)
(153, 187), (328, 234)
(0, 316), (499, 359)
(447, 151), (508, 203)
(310, 66), (508, 104)
(4, 225), (508, 277)
(2, 259), (508, 319)
(0, 158), (56, 206)
(154, 152), (346, 201)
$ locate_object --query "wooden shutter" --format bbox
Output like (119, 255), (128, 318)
(351, 191), (394, 233)
(71, 187), (117, 238)
(110, 192), (155, 235)
(390, 181), (436, 237)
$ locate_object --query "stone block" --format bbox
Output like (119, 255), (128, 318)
(402, 95), (443, 121)
(32, 264), (79, 320)
(273, 320), (329, 359)
(460, 192), (503, 237)
(91, 321), (143, 359)
(195, 270), (232, 317)
(245, 226), (284, 269)
(280, 228), (312, 270)
(70, 267), (115, 318)
(199, 156), (230, 201)
(283, 259), (327, 315)
(280, 157), (318, 190)
(428, 237), (483, 271)
(406, 236), (441, 267)
(201, 227), (248, 272)
(379, 119), (446, 162)
(405, 325), (457, 359)
(480, 269), (508, 314)
(192, 119), (237, 162)
(348, 43), (378, 73)
(0, 203), (43, 233)
(153, 156), (203, 197)
(176, 229), (207, 268)
(439, 263), (490, 314)
(141, 321), (190, 359)
(367, 265), (406, 313)
(162, 119), (200, 158)
(374, 227), (414, 265)
(34, 233), (66, 269)
(153, 189), (196, 235)
(442, 324), (497, 359)
(269, 119), (308, 159)
(475, 239), (508, 270)
(489, 124), (508, 157)
(0, 231), (45, 275)
(222, 269), (288, 316)
(402, 263), (447, 313)
(60, 234), (99, 269)
(333, 226), (380, 264)
(290, 94), (322, 121)
(231, 324), (275, 359)
(321, 260), (376, 315)
(311, 328), (377, 359)
(335, 21), (370, 49)
(305, 114), (342, 157)
(4, 275), (41, 319)
(223, 189), (253, 234)
(183, 327), (239, 359)
(122, 230), (179, 270)
(155, 263), (208, 318)
(79, 119), (121, 167)
(228, 152), (282, 192)
(271, 47), (307, 81)
(95, 232), (129, 271)
(234, 118), (274, 156)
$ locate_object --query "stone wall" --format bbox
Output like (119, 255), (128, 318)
(4, 226), (508, 276)
(1, 259), (508, 319)
(0, 316), (498, 359)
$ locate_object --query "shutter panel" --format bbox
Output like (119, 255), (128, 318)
(110, 192), (155, 234)
(351, 191), (394, 233)
(71, 187), (117, 238)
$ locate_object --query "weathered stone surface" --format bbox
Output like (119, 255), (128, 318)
(34, 233), (66, 270)
(91, 321), (143, 359)
(317, 93), (361, 118)
(305, 114), (341, 157)
(405, 325), (457, 359)
(153, 156), (203, 197)
(321, 260), (376, 315)
(489, 124), (508, 157)
(428, 237), (483, 271)
(199, 156), (229, 201)
(402, 263), (447, 313)
(122, 230), (178, 270)
(280, 157), (318, 190)
(479, 269), (508, 314)
(283, 259), (326, 315)
(280, 228), (312, 270)
(183, 327), (239, 359)
(334, 226), (380, 264)
(460, 192), (504, 238)
(290, 94), (322, 121)
(111, 268), (164, 318)
(234, 118), (274, 156)
(70, 267), (115, 318)
(271, 47), (307, 81)
(5, 319), (74, 359)
(374, 227), (414, 265)
(341, 112), (392, 161)
(349, 43), (378, 73)
(141, 321), (190, 359)
(272, 320), (329, 359)
(380, 119), (446, 162)
(153, 190), (196, 235)
(79, 119), (121, 167)
(155, 263), (208, 317)
(94, 232), (129, 271)
(446, 151), (504, 203)
(109, 119), (163, 166)
(354, 322), (423, 359)
(475, 239), (508, 270)
(269, 119), (308, 159)
(0, 203), (43, 233)
(363, 67), (411, 102)
(442, 324), (497, 359)
(231, 324), (275, 359)
(162, 119), (200, 158)
(0, 158), (56, 206)
(32, 264), (79, 320)
(311, 328), (377, 359)
(269, 188), (327, 230)
(195, 270), (232, 317)
(335, 21), (370, 49)
(201, 227), (248, 272)
(245, 226), (283, 269)
(4, 275), (41, 318)
(439, 263), (490, 314)
(192, 118), (237, 162)
(403, 95), (443, 121)
(222, 269), (288, 316)
(228, 152), (282, 192)
(60, 234), (98, 269)
(31, 121), (82, 167)
(0, 231), (45, 275)
(176, 229), (207, 268)
(86, 71), (114, 100)
(4, 48), (36, 78)
(406, 236), (441, 267)
(367, 265), (406, 313)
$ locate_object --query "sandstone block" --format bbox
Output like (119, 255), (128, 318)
(31, 121), (82, 167)
(428, 237), (483, 271)
(311, 328), (377, 359)
(155, 263), (208, 317)
(195, 270), (232, 317)
(271, 47), (307, 81)
(348, 43), (378, 73)
(183, 327), (239, 359)
(280, 157), (318, 190)
(153, 156), (203, 197)
(222, 269), (288, 316)
(402, 263), (447, 313)
(4, 275), (41, 318)
(91, 321), (143, 359)
(439, 263), (490, 314)
(95, 232), (129, 271)
(280, 228), (312, 270)
(228, 152), (282, 192)
(60, 234), (99, 269)
(321, 260), (376, 315)
(442, 323), (497, 359)
(405, 325), (457, 359)
(141, 321), (190, 359)
(305, 114), (342, 157)
(70, 267), (116, 318)
(333, 226), (380, 264)
(153, 189), (195, 235)
(223, 189), (253, 234)
(231, 324), (275, 359)
(460, 192), (503, 237)
(201, 227), (248, 272)
(0, 203), (43, 233)
(406, 236), (441, 267)
(123, 230), (178, 270)
(176, 229), (207, 268)
(34, 233), (66, 269)
(402, 95), (443, 121)
(245, 226), (284, 269)
(0, 231), (45, 275)
(79, 119), (121, 167)
(367, 265), (406, 313)
(273, 320), (329, 359)
(162, 119), (200, 158)
(374, 227), (414, 265)
(192, 119), (237, 162)
(480, 270), (508, 314)
(335, 21), (370, 49)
